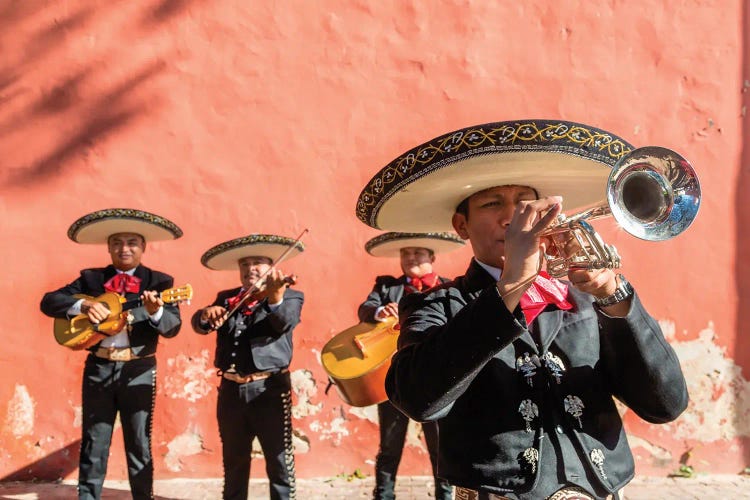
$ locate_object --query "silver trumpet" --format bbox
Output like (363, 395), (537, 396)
(543, 146), (701, 278)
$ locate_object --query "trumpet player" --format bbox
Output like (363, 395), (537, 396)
(362, 121), (690, 500)
(192, 234), (304, 500)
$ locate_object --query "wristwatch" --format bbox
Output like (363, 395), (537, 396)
(594, 274), (634, 307)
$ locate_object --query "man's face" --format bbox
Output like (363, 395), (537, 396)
(399, 247), (435, 278)
(451, 185), (538, 269)
(238, 256), (273, 289)
(107, 233), (145, 271)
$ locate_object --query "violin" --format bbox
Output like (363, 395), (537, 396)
(223, 229), (308, 321)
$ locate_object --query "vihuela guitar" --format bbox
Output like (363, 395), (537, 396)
(53, 284), (193, 350)
(320, 316), (399, 407)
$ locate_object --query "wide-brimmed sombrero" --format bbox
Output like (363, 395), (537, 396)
(356, 120), (634, 232)
(365, 232), (465, 258)
(67, 208), (183, 244)
(201, 234), (305, 271)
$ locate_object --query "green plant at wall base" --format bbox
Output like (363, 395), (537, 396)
(669, 446), (695, 478)
(669, 464), (695, 478)
(326, 469), (367, 482)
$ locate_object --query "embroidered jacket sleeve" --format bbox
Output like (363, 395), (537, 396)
(261, 289), (303, 337)
(596, 293), (688, 422)
(386, 278), (527, 422)
(130, 270), (181, 338)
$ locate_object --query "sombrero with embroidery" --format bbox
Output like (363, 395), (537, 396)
(201, 234), (305, 271)
(67, 208), (183, 244)
(365, 232), (465, 258)
(356, 119), (635, 232)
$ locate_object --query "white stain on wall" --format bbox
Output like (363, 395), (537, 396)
(291, 369), (322, 418)
(660, 320), (750, 441)
(164, 428), (205, 472)
(4, 385), (35, 438)
(310, 416), (350, 446)
(162, 349), (216, 403)
(349, 404), (378, 424)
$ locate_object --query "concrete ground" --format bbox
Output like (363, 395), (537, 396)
(1, 475), (750, 499)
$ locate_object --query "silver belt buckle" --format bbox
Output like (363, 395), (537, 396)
(109, 348), (131, 361)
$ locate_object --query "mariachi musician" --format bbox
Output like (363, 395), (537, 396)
(40, 208), (183, 500)
(191, 234), (304, 500)
(356, 120), (694, 500)
(358, 232), (464, 500)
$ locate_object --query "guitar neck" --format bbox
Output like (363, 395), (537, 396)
(120, 290), (167, 312)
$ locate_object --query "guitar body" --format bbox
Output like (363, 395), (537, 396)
(52, 285), (193, 351)
(321, 317), (399, 407)
(53, 293), (126, 350)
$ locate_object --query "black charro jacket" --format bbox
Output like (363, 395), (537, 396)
(40, 264), (182, 357)
(357, 274), (450, 323)
(192, 287), (303, 375)
(385, 259), (688, 497)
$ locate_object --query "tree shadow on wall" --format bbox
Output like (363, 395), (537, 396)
(0, 0), (201, 188)
(0, 440), (184, 500)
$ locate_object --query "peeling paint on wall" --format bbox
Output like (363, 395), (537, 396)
(164, 428), (205, 472)
(310, 416), (350, 446)
(72, 403), (82, 428)
(660, 320), (750, 441)
(404, 421), (427, 452)
(349, 405), (378, 425)
(291, 369), (322, 419)
(162, 349), (216, 402)
(4, 385), (35, 438)
(628, 435), (673, 467)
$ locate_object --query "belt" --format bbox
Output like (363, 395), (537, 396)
(222, 368), (288, 384)
(455, 486), (597, 500)
(93, 347), (154, 362)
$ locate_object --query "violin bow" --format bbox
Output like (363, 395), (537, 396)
(223, 228), (309, 320)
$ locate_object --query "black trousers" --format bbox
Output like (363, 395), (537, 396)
(78, 355), (156, 500)
(373, 401), (452, 500)
(217, 372), (296, 500)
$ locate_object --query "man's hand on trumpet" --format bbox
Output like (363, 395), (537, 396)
(497, 196), (562, 309)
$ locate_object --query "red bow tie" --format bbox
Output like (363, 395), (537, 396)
(408, 273), (439, 292)
(520, 271), (572, 325)
(103, 273), (141, 295)
(227, 292), (259, 316)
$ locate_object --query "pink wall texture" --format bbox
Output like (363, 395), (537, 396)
(1, 0), (747, 482)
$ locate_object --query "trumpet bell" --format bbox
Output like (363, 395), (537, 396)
(609, 146), (701, 241)
(542, 145), (701, 278)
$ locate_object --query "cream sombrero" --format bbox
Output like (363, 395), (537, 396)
(201, 234), (305, 271)
(67, 208), (183, 244)
(356, 119), (634, 232)
(365, 232), (465, 258)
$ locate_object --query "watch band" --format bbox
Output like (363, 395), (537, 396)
(595, 274), (634, 307)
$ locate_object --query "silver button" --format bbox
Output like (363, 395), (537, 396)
(231, 353), (236, 357)
(556, 425), (564, 434)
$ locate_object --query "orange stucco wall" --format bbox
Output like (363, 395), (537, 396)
(1, 0), (747, 482)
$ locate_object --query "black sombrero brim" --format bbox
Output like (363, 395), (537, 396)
(365, 232), (465, 258)
(68, 208), (183, 244)
(356, 120), (634, 232)
(201, 234), (305, 271)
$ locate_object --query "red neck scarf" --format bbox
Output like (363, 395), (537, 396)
(520, 271), (572, 325)
(407, 272), (439, 292)
(104, 272), (141, 295)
